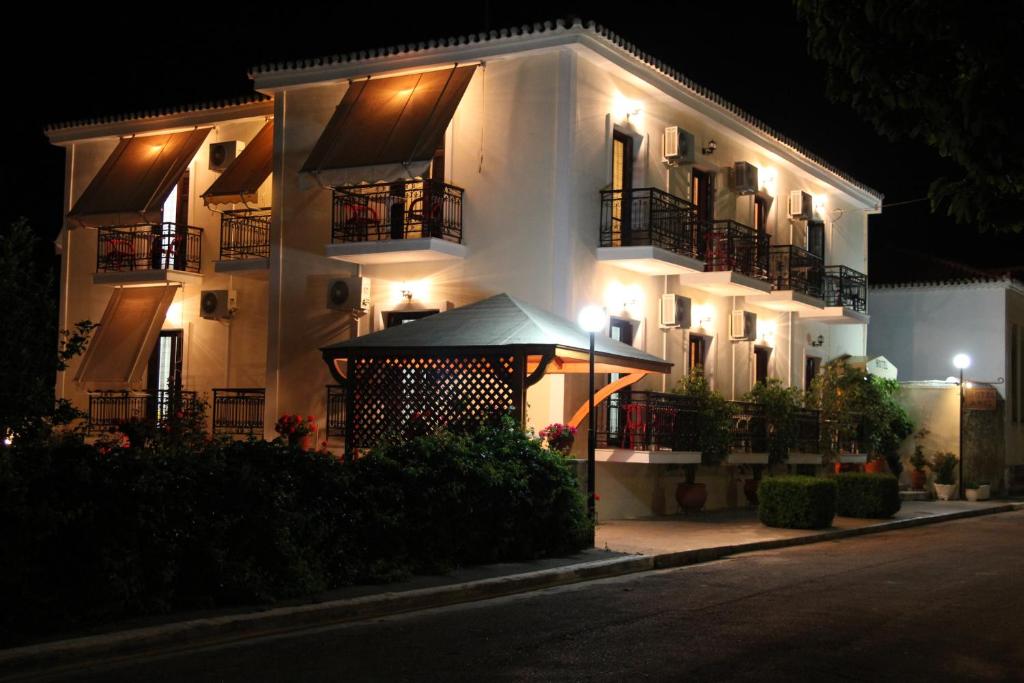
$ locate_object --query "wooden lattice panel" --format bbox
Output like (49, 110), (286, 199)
(349, 354), (518, 448)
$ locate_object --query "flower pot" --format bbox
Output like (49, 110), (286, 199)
(978, 484), (991, 501)
(965, 488), (979, 502)
(675, 482), (708, 514)
(743, 478), (759, 506)
(864, 460), (886, 474)
(933, 483), (956, 501)
(289, 435), (312, 450)
(910, 469), (927, 491)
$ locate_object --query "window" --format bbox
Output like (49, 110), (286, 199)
(807, 220), (825, 261)
(689, 333), (709, 375)
(147, 330), (183, 422)
(805, 356), (821, 391)
(691, 169), (714, 223)
(754, 346), (771, 385)
(611, 131), (634, 246)
(606, 317), (634, 446)
(385, 309), (438, 328)
(753, 195), (769, 234)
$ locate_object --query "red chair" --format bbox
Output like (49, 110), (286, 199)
(623, 402), (647, 450)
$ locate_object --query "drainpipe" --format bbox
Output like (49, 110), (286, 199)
(662, 275), (668, 392)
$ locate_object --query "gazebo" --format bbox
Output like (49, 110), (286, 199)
(321, 293), (672, 458)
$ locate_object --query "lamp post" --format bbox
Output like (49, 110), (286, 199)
(953, 353), (971, 500)
(578, 305), (608, 524)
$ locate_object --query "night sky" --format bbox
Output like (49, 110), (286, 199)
(5, 2), (1020, 281)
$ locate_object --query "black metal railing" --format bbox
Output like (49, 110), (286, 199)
(768, 245), (825, 298)
(219, 209), (270, 260)
(331, 180), (463, 244)
(96, 223), (202, 273)
(702, 220), (769, 280)
(793, 408), (822, 454)
(822, 412), (866, 455)
(599, 188), (703, 259)
(326, 385), (346, 438)
(596, 391), (701, 451)
(823, 265), (868, 312)
(212, 388), (265, 436)
(87, 389), (198, 432)
(729, 401), (769, 453)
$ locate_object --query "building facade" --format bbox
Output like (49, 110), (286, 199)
(50, 20), (881, 518)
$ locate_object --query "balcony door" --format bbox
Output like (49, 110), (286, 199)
(606, 317), (634, 447)
(147, 329), (183, 422)
(155, 172), (189, 270)
(807, 220), (825, 261)
(691, 169), (714, 254)
(754, 346), (771, 385)
(611, 131), (634, 246)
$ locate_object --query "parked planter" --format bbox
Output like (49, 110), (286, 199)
(978, 484), (991, 500)
(864, 459), (886, 474)
(965, 488), (979, 502)
(676, 482), (708, 514)
(289, 435), (312, 450)
(933, 483), (956, 501)
(910, 469), (927, 491)
(743, 478), (759, 506)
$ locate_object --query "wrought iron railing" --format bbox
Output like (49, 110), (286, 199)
(823, 265), (868, 312)
(822, 412), (866, 456)
(596, 391), (701, 451)
(96, 223), (202, 273)
(701, 220), (769, 280)
(87, 389), (198, 432)
(212, 388), (265, 436)
(326, 385), (345, 438)
(219, 209), (270, 260)
(599, 188), (703, 259)
(331, 180), (463, 244)
(768, 245), (825, 299)
(729, 401), (769, 453)
(793, 408), (822, 454)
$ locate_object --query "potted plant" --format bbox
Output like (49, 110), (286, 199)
(670, 367), (733, 513)
(977, 482), (991, 500)
(909, 445), (927, 491)
(929, 451), (958, 500)
(539, 422), (576, 455)
(275, 413), (316, 449)
(964, 480), (980, 502)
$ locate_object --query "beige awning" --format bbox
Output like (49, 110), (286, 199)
(301, 65), (476, 187)
(67, 128), (211, 228)
(74, 286), (177, 389)
(201, 121), (274, 206)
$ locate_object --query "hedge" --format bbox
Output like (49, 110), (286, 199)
(835, 472), (901, 518)
(758, 476), (836, 529)
(0, 420), (590, 645)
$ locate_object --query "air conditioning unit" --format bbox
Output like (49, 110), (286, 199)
(729, 310), (757, 341)
(200, 290), (237, 320)
(209, 141), (243, 172)
(662, 126), (696, 166)
(327, 277), (371, 311)
(659, 293), (692, 329)
(731, 162), (758, 195)
(788, 190), (814, 220)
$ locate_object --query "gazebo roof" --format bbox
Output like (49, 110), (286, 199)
(321, 293), (671, 375)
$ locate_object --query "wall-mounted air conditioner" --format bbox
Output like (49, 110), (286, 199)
(327, 277), (371, 311)
(788, 190), (814, 220)
(662, 126), (696, 166)
(209, 141), (243, 172)
(659, 293), (692, 329)
(200, 290), (237, 320)
(731, 162), (758, 195)
(729, 310), (757, 341)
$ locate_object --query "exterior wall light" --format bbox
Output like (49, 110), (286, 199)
(701, 139), (717, 155)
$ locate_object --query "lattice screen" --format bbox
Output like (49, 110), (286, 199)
(349, 353), (519, 448)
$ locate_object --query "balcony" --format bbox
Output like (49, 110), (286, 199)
(212, 388), (265, 436)
(87, 389), (198, 432)
(747, 245), (826, 313)
(680, 220), (772, 296)
(725, 401), (769, 464)
(595, 391), (701, 464)
(214, 209), (270, 276)
(325, 179), (467, 264)
(93, 223), (202, 287)
(596, 188), (705, 275)
(801, 265), (869, 324)
(787, 408), (824, 465)
(824, 412), (868, 462)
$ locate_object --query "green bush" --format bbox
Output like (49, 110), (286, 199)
(758, 476), (836, 529)
(835, 473), (901, 518)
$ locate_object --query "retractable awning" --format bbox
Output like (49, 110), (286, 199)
(74, 286), (177, 389)
(67, 128), (211, 228)
(201, 121), (274, 206)
(301, 65), (476, 187)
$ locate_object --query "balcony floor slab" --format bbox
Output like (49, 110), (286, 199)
(597, 246), (704, 276)
(214, 258), (270, 277)
(325, 237), (467, 265)
(92, 270), (202, 287)
(585, 449), (702, 465)
(678, 270), (772, 297)
(786, 452), (824, 466)
(725, 452), (771, 465)
(799, 306), (870, 325)
(746, 290), (825, 313)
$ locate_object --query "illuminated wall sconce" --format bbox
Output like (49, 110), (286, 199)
(812, 194), (828, 218)
(759, 167), (778, 198)
(395, 279), (429, 303)
(604, 282), (643, 316)
(692, 303), (714, 330)
(807, 333), (825, 347)
(612, 93), (642, 122)
(756, 319), (777, 346)
(701, 139), (717, 155)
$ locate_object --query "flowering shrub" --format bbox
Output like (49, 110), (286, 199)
(275, 414), (316, 442)
(539, 422), (576, 454)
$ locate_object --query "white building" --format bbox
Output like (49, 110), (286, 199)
(50, 19), (882, 518)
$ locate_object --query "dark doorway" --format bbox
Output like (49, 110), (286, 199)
(808, 220), (825, 261)
(147, 329), (183, 421)
(611, 131), (634, 245)
(754, 346), (771, 385)
(689, 333), (709, 375)
(606, 317), (634, 446)
(805, 356), (822, 390)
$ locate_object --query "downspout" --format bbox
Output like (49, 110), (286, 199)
(731, 296), (736, 400)
(662, 274), (669, 392)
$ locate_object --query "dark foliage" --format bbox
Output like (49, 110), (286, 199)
(758, 476), (836, 530)
(834, 473), (901, 519)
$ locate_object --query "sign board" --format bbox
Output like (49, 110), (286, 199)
(965, 386), (998, 412)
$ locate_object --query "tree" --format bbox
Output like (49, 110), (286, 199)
(0, 220), (93, 443)
(794, 0), (1024, 232)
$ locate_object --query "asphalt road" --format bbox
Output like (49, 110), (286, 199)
(52, 511), (1024, 682)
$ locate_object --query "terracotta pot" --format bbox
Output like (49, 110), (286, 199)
(864, 460), (886, 474)
(675, 482), (708, 514)
(289, 434), (312, 450)
(834, 462), (860, 474)
(910, 469), (927, 491)
(743, 478), (759, 506)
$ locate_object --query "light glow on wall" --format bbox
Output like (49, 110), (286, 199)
(611, 92), (642, 123)
(692, 302), (714, 330)
(604, 281), (643, 317)
(756, 319), (777, 346)
(392, 279), (430, 303)
(758, 167), (778, 198)
(166, 301), (183, 327)
(812, 194), (828, 218)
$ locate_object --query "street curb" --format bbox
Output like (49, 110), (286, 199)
(3, 502), (1021, 678)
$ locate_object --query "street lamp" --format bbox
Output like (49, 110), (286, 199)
(953, 353), (971, 500)
(578, 305), (608, 524)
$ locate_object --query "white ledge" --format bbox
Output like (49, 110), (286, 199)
(325, 238), (467, 264)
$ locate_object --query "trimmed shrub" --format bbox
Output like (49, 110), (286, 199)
(758, 476), (836, 529)
(835, 473), (901, 518)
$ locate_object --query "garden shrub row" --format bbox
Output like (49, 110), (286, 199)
(758, 476), (836, 529)
(834, 472), (901, 518)
(0, 420), (590, 645)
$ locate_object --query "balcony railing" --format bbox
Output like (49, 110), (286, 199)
(219, 209), (270, 260)
(96, 223), (202, 273)
(599, 188), (702, 259)
(793, 408), (822, 454)
(729, 401), (769, 453)
(331, 180), (463, 244)
(597, 391), (701, 451)
(212, 388), (265, 436)
(702, 220), (769, 280)
(823, 265), (868, 312)
(326, 385), (345, 438)
(822, 412), (866, 455)
(768, 245), (825, 298)
(87, 389), (198, 432)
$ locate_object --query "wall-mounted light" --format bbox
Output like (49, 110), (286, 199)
(612, 93), (642, 122)
(812, 194), (828, 218)
(756, 319), (777, 346)
(701, 139), (717, 155)
(604, 282), (643, 316)
(808, 333), (825, 348)
(394, 279), (429, 304)
(759, 167), (778, 198)
(692, 303), (714, 330)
